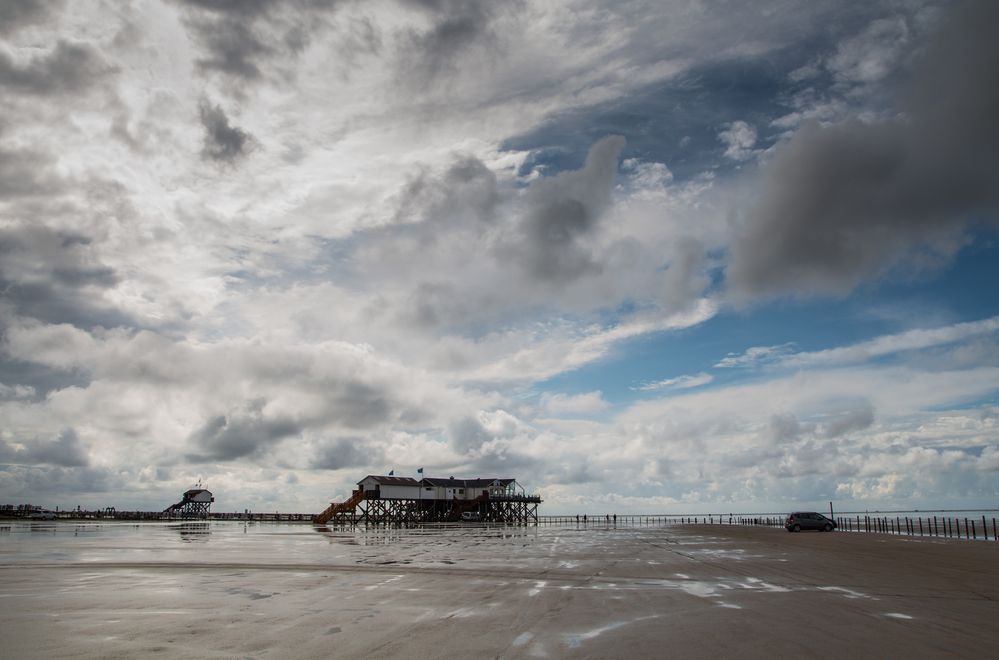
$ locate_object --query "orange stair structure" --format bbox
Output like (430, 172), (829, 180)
(313, 489), (365, 525)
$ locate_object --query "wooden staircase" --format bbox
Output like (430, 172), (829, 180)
(313, 489), (365, 525)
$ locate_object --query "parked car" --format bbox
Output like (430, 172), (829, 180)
(785, 512), (836, 532)
(461, 511), (482, 522)
(28, 510), (57, 520)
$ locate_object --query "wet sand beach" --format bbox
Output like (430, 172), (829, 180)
(1, 521), (996, 658)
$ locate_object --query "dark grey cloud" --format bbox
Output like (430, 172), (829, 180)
(396, 0), (510, 86)
(0, 357), (88, 400)
(393, 155), (499, 228)
(185, 380), (393, 464)
(0, 465), (122, 500)
(0, 144), (63, 198)
(330, 382), (393, 429)
(0, 40), (112, 96)
(0, 0), (64, 35)
(186, 406), (302, 462)
(464, 446), (534, 474)
(403, 281), (482, 330)
(350, 153), (501, 329)
(311, 437), (378, 470)
(0, 428), (89, 467)
(199, 99), (255, 163)
(175, 0), (339, 86)
(546, 461), (596, 485)
(766, 413), (801, 445)
(446, 414), (534, 475)
(510, 135), (625, 283)
(727, 1), (999, 298)
(819, 404), (875, 438)
(0, 224), (129, 330)
(448, 415), (492, 453)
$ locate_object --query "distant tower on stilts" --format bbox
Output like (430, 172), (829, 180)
(163, 482), (214, 518)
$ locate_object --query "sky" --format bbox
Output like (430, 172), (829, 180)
(1, 0), (998, 515)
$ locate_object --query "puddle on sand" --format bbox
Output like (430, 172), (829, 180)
(528, 580), (547, 596)
(565, 615), (660, 648)
(884, 613), (913, 620)
(818, 586), (873, 600)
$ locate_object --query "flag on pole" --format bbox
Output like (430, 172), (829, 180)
(388, 469), (394, 476)
(417, 467), (423, 474)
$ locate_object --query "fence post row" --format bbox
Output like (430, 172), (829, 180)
(528, 513), (997, 541)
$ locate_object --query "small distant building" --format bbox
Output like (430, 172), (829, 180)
(163, 486), (214, 518)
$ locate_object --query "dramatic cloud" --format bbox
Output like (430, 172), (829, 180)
(0, 40), (112, 96)
(0, 0), (63, 35)
(186, 406), (302, 462)
(512, 135), (625, 283)
(0, 225), (126, 330)
(396, 0), (514, 87)
(311, 437), (377, 470)
(198, 99), (255, 162)
(0, 145), (62, 198)
(0, 428), (89, 467)
(727, 0), (999, 298)
(174, 0), (341, 87)
(1, 1), (996, 513)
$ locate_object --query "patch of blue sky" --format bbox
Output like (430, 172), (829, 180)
(500, 21), (893, 183)
(504, 58), (792, 183)
(924, 393), (999, 413)
(539, 239), (999, 407)
(867, 233), (999, 323)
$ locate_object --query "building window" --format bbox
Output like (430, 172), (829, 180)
(458, 489), (464, 494)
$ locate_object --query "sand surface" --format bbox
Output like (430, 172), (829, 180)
(1, 520), (996, 658)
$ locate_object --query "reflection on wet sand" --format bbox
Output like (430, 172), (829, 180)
(172, 522), (210, 542)
(1, 521), (997, 658)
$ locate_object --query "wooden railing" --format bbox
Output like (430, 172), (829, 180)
(313, 489), (365, 525)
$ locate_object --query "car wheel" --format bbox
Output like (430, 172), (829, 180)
(793, 524), (801, 532)
(823, 523), (832, 532)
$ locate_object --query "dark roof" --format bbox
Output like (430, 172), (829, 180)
(358, 475), (420, 486)
(421, 477), (515, 488)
